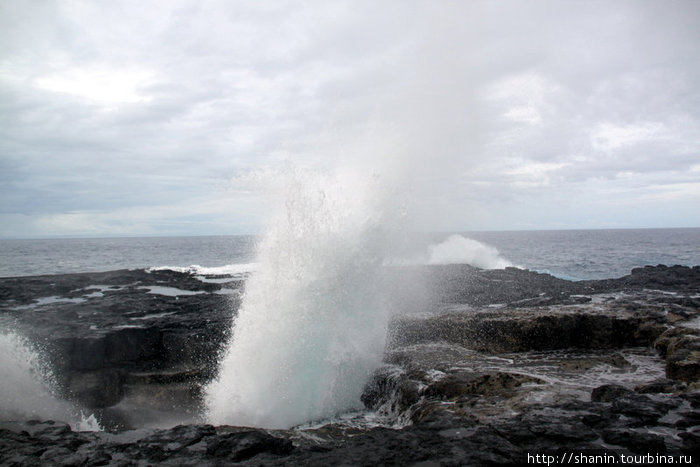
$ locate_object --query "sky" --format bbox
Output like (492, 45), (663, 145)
(1, 0), (699, 238)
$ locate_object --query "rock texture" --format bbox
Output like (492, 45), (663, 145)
(1, 264), (699, 464)
(1, 269), (242, 427)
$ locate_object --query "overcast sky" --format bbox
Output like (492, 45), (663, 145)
(1, 0), (699, 238)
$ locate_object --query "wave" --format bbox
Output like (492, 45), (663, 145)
(148, 263), (258, 276)
(148, 237), (513, 279)
(426, 235), (515, 269)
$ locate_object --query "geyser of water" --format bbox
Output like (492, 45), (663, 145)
(0, 331), (71, 422)
(205, 169), (399, 428)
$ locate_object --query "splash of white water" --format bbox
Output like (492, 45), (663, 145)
(205, 169), (397, 428)
(75, 412), (102, 432)
(427, 235), (514, 269)
(0, 331), (102, 431)
(0, 331), (70, 421)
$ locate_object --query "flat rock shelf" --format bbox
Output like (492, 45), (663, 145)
(1, 264), (699, 465)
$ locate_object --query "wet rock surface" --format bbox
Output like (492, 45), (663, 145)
(1, 264), (699, 464)
(1, 268), (242, 426)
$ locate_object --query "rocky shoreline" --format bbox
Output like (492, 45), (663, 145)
(1, 264), (699, 465)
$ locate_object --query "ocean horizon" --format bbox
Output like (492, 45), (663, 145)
(1, 227), (698, 281)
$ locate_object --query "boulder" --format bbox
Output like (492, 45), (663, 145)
(655, 328), (700, 383)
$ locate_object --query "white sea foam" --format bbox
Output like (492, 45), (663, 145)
(205, 168), (399, 429)
(427, 234), (514, 269)
(137, 286), (206, 296)
(148, 263), (258, 276)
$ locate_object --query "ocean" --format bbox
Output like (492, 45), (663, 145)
(1, 228), (698, 280)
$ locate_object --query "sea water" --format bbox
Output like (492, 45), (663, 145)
(1, 228), (698, 280)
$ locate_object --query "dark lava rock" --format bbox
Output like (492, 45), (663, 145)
(635, 378), (686, 394)
(138, 423), (216, 449)
(602, 429), (666, 453)
(2, 264), (700, 464)
(610, 394), (682, 426)
(421, 265), (582, 306)
(0, 421), (297, 466)
(360, 367), (421, 414)
(591, 384), (634, 402)
(679, 429), (700, 455)
(666, 335), (700, 383)
(206, 430), (294, 462)
(65, 369), (125, 408)
(424, 371), (544, 400)
(655, 327), (700, 383)
(674, 409), (700, 429)
(391, 308), (661, 352)
(615, 265), (700, 292)
(3, 394), (700, 465)
(681, 392), (700, 408)
(363, 367), (545, 420)
(1, 268), (240, 414)
(512, 407), (599, 445)
(412, 264), (700, 308)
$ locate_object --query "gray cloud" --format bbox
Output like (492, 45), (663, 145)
(1, 0), (699, 237)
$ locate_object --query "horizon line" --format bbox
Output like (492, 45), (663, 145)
(1, 226), (699, 241)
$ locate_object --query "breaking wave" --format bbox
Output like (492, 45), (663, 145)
(427, 234), (514, 269)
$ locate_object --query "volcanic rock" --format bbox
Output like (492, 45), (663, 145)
(591, 384), (634, 402)
(1, 268), (240, 423)
(2, 264), (700, 463)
